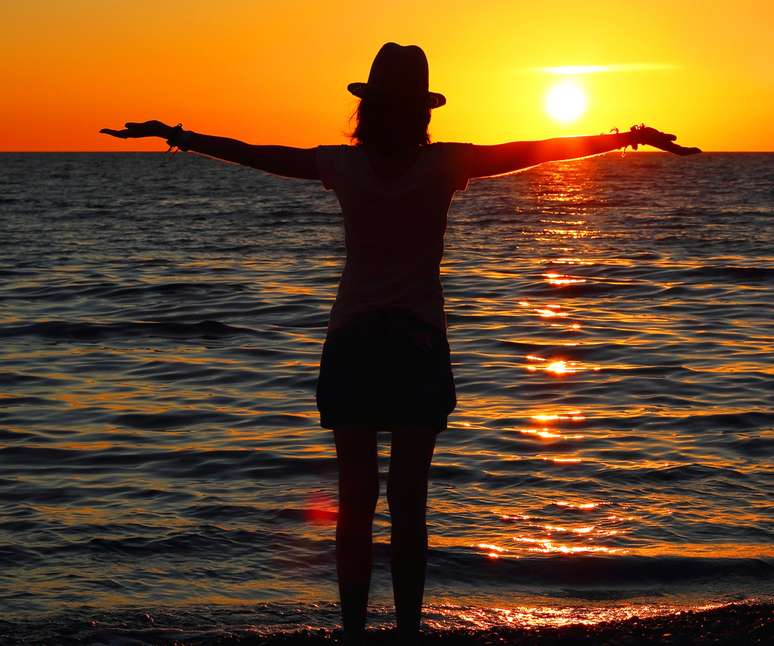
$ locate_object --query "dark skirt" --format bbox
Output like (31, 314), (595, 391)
(316, 308), (456, 433)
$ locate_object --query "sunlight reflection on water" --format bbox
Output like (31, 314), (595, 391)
(1, 153), (772, 616)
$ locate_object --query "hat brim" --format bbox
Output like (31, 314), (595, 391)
(347, 82), (446, 109)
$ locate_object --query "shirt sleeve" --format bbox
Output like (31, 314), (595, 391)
(436, 142), (474, 192)
(315, 145), (345, 191)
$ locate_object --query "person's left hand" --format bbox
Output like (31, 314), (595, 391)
(99, 120), (172, 140)
(631, 125), (701, 156)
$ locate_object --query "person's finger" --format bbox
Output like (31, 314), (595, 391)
(660, 141), (702, 155)
(100, 128), (128, 138)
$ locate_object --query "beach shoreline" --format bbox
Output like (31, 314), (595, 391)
(1, 602), (771, 645)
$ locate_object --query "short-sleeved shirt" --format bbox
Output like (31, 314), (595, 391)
(316, 143), (472, 337)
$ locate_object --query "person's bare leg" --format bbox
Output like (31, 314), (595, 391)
(333, 425), (379, 644)
(387, 426), (437, 642)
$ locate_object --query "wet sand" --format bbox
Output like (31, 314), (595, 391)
(1, 602), (770, 645)
(236, 603), (774, 645)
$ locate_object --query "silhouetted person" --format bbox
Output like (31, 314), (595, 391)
(101, 41), (699, 645)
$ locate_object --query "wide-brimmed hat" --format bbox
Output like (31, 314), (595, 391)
(347, 42), (446, 109)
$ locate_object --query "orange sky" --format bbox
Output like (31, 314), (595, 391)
(1, 0), (772, 151)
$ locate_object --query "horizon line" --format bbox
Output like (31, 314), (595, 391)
(1, 149), (770, 154)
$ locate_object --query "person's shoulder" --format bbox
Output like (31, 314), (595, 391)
(428, 142), (475, 157)
(315, 145), (360, 190)
(430, 141), (474, 148)
(316, 144), (357, 154)
(427, 143), (475, 191)
(316, 144), (358, 165)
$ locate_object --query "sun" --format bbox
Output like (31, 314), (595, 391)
(545, 79), (587, 123)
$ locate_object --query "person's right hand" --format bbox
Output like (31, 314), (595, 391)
(99, 120), (172, 140)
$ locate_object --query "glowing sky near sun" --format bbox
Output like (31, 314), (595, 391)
(545, 80), (587, 123)
(1, 0), (772, 151)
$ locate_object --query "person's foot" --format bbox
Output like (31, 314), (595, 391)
(342, 628), (367, 645)
(394, 628), (420, 645)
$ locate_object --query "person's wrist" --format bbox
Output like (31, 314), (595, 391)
(165, 123), (192, 151)
(629, 124), (648, 149)
(165, 123), (182, 141)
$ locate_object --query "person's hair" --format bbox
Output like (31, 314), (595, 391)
(351, 97), (431, 154)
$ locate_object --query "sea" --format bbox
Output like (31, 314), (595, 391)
(1, 151), (772, 642)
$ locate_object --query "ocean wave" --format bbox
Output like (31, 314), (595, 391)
(0, 445), (335, 479)
(430, 551), (774, 587)
(0, 319), (260, 340)
(3, 520), (771, 589)
(2, 152), (773, 621)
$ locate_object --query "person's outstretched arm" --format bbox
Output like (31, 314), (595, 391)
(465, 126), (701, 179)
(100, 120), (319, 180)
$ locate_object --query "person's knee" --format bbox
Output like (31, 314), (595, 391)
(339, 475), (379, 518)
(387, 480), (427, 520)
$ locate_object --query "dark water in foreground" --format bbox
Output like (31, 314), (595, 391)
(0, 152), (772, 637)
